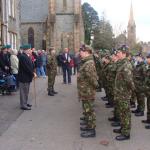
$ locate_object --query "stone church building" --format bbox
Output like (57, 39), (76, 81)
(20, 0), (84, 52)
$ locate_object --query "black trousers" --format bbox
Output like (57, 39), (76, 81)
(62, 66), (71, 84)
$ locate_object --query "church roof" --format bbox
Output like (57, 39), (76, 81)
(21, 0), (49, 23)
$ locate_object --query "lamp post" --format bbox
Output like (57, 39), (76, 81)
(90, 32), (94, 47)
(124, 30), (127, 45)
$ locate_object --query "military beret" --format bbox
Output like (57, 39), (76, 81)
(6, 44), (11, 49)
(117, 45), (129, 52)
(79, 45), (93, 53)
(21, 44), (31, 50)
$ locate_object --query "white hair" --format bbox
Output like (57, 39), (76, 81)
(11, 49), (18, 55)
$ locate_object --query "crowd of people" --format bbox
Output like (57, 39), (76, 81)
(1, 43), (150, 141)
(0, 44), (81, 108)
(77, 44), (150, 140)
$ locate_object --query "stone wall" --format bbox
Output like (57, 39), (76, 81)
(56, 0), (74, 13)
(21, 23), (46, 49)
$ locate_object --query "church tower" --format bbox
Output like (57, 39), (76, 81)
(47, 0), (84, 52)
(127, 2), (136, 49)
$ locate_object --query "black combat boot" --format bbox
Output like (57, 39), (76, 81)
(80, 116), (86, 121)
(115, 134), (130, 141)
(80, 125), (94, 131)
(142, 120), (150, 124)
(80, 120), (88, 126)
(145, 124), (150, 129)
(80, 129), (96, 138)
(48, 88), (54, 96)
(113, 128), (121, 133)
(135, 111), (144, 117)
(132, 109), (140, 113)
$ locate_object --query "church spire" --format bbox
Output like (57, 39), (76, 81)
(127, 1), (136, 49)
(128, 1), (135, 26)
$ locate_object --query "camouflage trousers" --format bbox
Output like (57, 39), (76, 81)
(130, 91), (137, 105)
(145, 94), (150, 121)
(82, 100), (96, 129)
(47, 71), (56, 90)
(136, 92), (145, 112)
(113, 98), (120, 121)
(107, 82), (114, 105)
(103, 82), (109, 99)
(118, 100), (131, 136)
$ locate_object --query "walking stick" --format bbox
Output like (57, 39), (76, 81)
(33, 77), (37, 107)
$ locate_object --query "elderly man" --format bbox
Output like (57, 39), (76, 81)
(18, 45), (36, 110)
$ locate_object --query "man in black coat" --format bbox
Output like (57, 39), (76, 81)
(60, 48), (72, 84)
(18, 45), (35, 110)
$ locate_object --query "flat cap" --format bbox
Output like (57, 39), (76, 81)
(21, 44), (31, 50)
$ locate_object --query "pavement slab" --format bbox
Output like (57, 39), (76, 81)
(0, 75), (150, 150)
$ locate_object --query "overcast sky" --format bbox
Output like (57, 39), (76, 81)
(82, 0), (150, 42)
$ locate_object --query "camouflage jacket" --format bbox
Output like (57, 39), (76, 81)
(106, 61), (119, 85)
(46, 54), (57, 72)
(114, 58), (135, 100)
(133, 62), (146, 91)
(144, 64), (150, 93)
(93, 54), (102, 77)
(77, 55), (98, 101)
(101, 63), (110, 84)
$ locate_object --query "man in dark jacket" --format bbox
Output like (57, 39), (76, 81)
(18, 45), (35, 110)
(60, 48), (72, 84)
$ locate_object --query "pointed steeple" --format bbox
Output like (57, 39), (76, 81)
(128, 1), (135, 26)
(127, 1), (136, 49)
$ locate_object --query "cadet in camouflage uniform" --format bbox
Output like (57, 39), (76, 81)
(101, 55), (111, 102)
(46, 48), (58, 96)
(132, 54), (146, 116)
(93, 51), (102, 92)
(114, 45), (135, 141)
(128, 54), (137, 108)
(108, 51), (121, 124)
(102, 55), (114, 108)
(77, 46), (98, 138)
(143, 54), (150, 128)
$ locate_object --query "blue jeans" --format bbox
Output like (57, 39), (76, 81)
(43, 65), (47, 75)
(36, 66), (46, 77)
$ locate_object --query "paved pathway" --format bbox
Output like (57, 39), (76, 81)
(0, 75), (150, 150)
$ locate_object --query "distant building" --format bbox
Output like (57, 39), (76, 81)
(142, 42), (150, 54)
(127, 2), (136, 49)
(0, 0), (21, 49)
(20, 0), (84, 51)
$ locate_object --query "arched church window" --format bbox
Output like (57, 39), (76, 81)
(28, 27), (34, 48)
